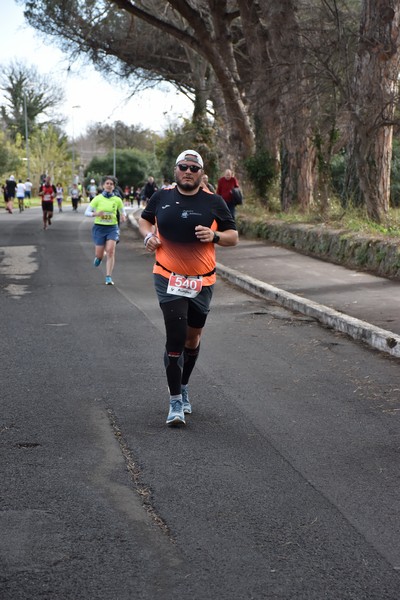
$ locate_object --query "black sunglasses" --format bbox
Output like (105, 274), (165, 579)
(177, 164), (202, 173)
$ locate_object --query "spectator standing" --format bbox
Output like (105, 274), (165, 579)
(216, 169), (240, 219)
(202, 174), (216, 193)
(5, 176), (17, 214)
(139, 149), (238, 426)
(16, 180), (26, 212)
(141, 176), (158, 205)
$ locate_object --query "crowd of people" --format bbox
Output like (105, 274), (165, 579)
(2, 168), (240, 216)
(2, 176), (33, 214)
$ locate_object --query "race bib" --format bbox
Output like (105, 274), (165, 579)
(167, 273), (203, 298)
(98, 212), (114, 224)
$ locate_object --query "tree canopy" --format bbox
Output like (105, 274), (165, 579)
(0, 61), (65, 139)
(17, 1), (400, 222)
(85, 147), (155, 190)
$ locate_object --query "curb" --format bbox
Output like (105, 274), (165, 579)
(129, 212), (400, 359)
(217, 263), (400, 359)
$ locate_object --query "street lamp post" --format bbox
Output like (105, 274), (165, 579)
(113, 122), (117, 178)
(23, 93), (30, 180)
(71, 105), (81, 184)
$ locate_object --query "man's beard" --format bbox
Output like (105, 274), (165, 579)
(177, 180), (200, 192)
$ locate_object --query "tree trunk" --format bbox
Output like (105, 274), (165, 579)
(281, 134), (315, 211)
(346, 0), (400, 222)
(258, 1), (316, 210)
(236, 0), (281, 165)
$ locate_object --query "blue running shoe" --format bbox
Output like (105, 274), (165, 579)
(181, 386), (192, 414)
(166, 399), (185, 425)
(105, 276), (114, 285)
(93, 257), (102, 267)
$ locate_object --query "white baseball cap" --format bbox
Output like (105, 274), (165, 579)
(175, 150), (203, 168)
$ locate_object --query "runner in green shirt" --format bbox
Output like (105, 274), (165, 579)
(85, 176), (126, 285)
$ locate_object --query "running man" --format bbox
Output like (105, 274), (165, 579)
(38, 176), (56, 229)
(85, 176), (126, 286)
(139, 149), (238, 426)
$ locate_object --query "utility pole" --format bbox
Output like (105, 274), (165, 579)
(72, 105), (81, 184)
(113, 123), (116, 178)
(23, 93), (30, 180)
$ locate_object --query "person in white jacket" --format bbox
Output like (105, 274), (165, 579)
(16, 180), (26, 212)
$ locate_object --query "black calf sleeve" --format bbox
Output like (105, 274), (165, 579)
(161, 300), (188, 395)
(164, 349), (184, 396)
(182, 345), (200, 385)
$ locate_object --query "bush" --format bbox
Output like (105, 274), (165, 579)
(330, 152), (346, 202)
(244, 150), (276, 204)
(84, 148), (153, 190)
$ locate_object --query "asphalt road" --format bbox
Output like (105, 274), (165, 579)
(1, 206), (400, 599)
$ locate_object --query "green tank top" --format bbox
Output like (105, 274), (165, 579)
(90, 194), (124, 226)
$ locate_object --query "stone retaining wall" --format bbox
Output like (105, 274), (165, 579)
(236, 217), (400, 281)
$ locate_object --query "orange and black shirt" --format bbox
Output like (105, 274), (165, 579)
(141, 187), (236, 286)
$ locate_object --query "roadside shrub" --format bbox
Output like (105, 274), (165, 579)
(244, 150), (277, 206)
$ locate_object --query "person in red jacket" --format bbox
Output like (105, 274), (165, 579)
(216, 169), (239, 219)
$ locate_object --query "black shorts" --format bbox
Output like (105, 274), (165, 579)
(42, 201), (54, 212)
(154, 274), (214, 328)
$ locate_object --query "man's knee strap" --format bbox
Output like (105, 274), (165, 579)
(164, 350), (184, 369)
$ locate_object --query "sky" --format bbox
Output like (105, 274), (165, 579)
(0, 0), (193, 137)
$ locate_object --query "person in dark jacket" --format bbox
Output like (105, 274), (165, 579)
(141, 176), (158, 205)
(5, 176), (17, 213)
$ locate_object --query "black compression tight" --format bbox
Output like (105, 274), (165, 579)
(182, 345), (200, 385)
(160, 299), (202, 395)
(163, 349), (184, 396)
(161, 299), (188, 396)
